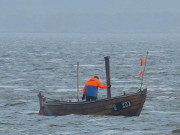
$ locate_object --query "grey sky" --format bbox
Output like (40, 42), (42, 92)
(0, 0), (180, 33)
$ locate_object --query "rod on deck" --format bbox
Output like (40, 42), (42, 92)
(77, 62), (80, 101)
(104, 56), (111, 98)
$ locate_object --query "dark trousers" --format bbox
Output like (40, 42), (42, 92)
(86, 96), (97, 101)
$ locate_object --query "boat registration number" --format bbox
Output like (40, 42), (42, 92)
(112, 101), (131, 111)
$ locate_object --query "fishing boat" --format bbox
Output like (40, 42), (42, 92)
(38, 56), (147, 116)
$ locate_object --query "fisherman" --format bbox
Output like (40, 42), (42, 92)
(82, 76), (110, 101)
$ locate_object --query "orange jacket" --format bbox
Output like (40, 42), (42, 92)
(82, 77), (107, 97)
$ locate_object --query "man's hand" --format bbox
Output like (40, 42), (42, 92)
(82, 95), (85, 100)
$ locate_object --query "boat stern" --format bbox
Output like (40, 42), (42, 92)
(38, 92), (47, 115)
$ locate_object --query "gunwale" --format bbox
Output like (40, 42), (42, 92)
(38, 88), (147, 116)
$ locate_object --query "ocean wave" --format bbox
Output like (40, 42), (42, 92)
(149, 111), (180, 114)
(155, 96), (176, 101)
(4, 101), (27, 107)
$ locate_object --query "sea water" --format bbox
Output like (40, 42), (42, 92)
(0, 33), (179, 135)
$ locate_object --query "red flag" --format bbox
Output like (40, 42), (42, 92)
(139, 68), (145, 78)
(140, 57), (146, 66)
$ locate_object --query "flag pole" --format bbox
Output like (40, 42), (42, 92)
(140, 51), (149, 90)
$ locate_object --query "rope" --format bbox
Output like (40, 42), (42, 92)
(45, 97), (69, 102)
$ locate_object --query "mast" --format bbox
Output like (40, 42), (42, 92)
(104, 56), (111, 98)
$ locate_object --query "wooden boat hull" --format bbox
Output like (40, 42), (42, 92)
(38, 88), (147, 116)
